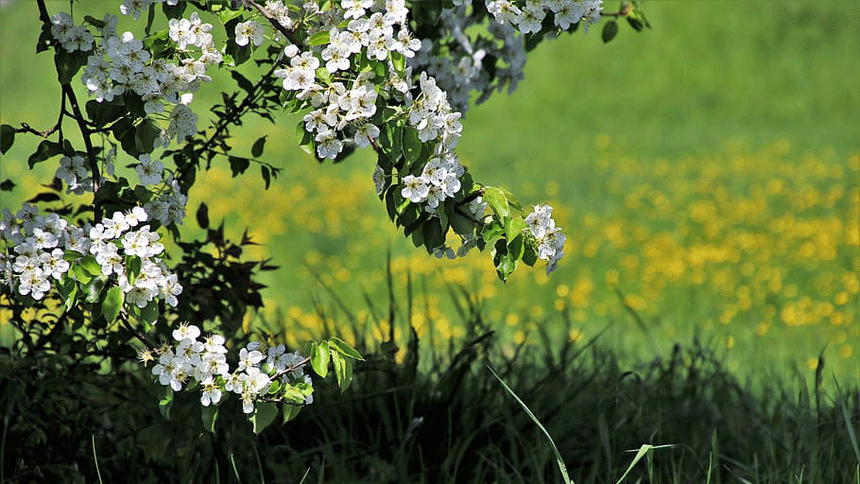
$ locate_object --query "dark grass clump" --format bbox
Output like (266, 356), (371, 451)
(2, 280), (859, 483)
(254, 283), (860, 484)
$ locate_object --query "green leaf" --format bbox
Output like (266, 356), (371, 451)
(85, 99), (126, 128)
(27, 140), (63, 168)
(602, 20), (619, 43)
(135, 118), (161, 154)
(260, 165), (272, 189)
(231, 70), (255, 94)
(506, 216), (526, 239)
(626, 6), (651, 31)
(54, 49), (87, 85)
(508, 233), (525, 261)
(329, 337), (364, 360)
(500, 187), (522, 212)
(84, 277), (105, 304)
(162, 1), (187, 19)
(139, 300), (159, 326)
(332, 353), (353, 392)
(282, 404), (302, 424)
(482, 187), (509, 219)
(36, 23), (53, 53)
(493, 238), (516, 281)
(112, 117), (138, 157)
(201, 405), (218, 433)
(372, 59), (387, 78)
(252, 402), (279, 434)
(296, 121), (313, 155)
(482, 219), (505, 245)
(102, 286), (123, 323)
(401, 127), (422, 168)
(522, 244), (538, 267)
(126, 255), (142, 285)
(63, 282), (78, 312)
(159, 388), (173, 420)
(390, 52), (405, 75)
(281, 384), (308, 404)
(311, 341), (330, 378)
(422, 219), (444, 254)
(0, 124), (15, 154)
(398, 203), (423, 228)
(307, 30), (330, 46)
(615, 444), (674, 484)
(410, 226), (424, 247)
(218, 9), (244, 24)
(229, 156), (250, 176)
(196, 202), (210, 229)
(451, 211), (474, 236)
(72, 264), (93, 284)
(251, 136), (267, 158)
(79, 255), (102, 275)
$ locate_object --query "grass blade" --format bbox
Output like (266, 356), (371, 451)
(487, 364), (573, 484)
(841, 398), (860, 464)
(92, 435), (103, 484)
(615, 444), (675, 484)
(317, 455), (326, 484)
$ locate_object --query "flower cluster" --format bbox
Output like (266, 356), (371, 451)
(398, 72), (466, 211)
(487, 0), (603, 33)
(409, 7), (524, 113)
(0, 206), (77, 300)
(275, 0), (421, 161)
(49, 12), (95, 52)
(0, 204), (182, 307)
(55, 8), (219, 146)
(144, 323), (312, 413)
(55, 155), (96, 195)
(89, 207), (183, 308)
(405, 0), (601, 114)
(144, 173), (189, 227)
(524, 204), (566, 274)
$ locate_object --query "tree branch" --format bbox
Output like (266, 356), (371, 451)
(240, 0), (301, 45)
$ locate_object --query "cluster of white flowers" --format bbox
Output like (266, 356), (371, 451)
(120, 0), (179, 21)
(146, 323), (311, 413)
(52, 8), (219, 146)
(0, 206), (76, 300)
(405, 1), (600, 114)
(524, 204), (566, 274)
(136, 154), (165, 186)
(0, 204), (182, 307)
(144, 174), (188, 227)
(487, 0), (602, 33)
(89, 207), (183, 308)
(49, 12), (95, 52)
(55, 155), (95, 195)
(408, 7), (524, 113)
(273, 0), (422, 161)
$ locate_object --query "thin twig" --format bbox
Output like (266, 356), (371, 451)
(271, 356), (311, 382)
(240, 0), (301, 45)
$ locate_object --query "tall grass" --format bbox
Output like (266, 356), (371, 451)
(2, 274), (859, 482)
(247, 276), (860, 483)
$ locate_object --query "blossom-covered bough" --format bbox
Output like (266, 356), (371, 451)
(0, 0), (647, 432)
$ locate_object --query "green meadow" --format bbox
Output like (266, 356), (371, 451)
(1, 1), (858, 383)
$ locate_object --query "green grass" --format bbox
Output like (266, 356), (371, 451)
(3, 282), (858, 483)
(1, 1), (858, 383)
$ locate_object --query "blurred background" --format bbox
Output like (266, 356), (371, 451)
(1, 1), (858, 384)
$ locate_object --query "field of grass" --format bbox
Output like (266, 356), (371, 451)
(1, 0), (858, 387)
